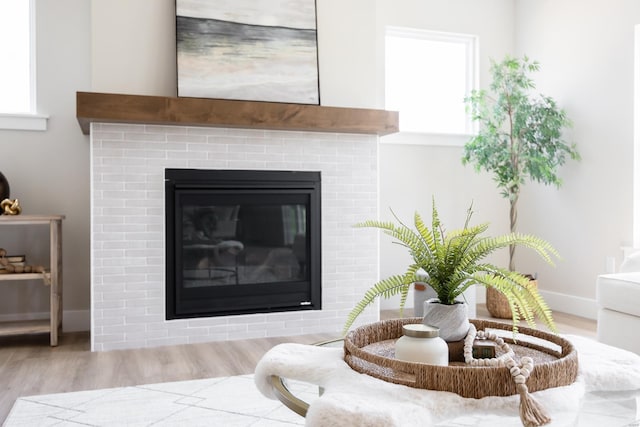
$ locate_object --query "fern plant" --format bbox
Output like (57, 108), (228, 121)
(342, 200), (559, 335)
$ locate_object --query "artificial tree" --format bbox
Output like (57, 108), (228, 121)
(463, 55), (580, 272)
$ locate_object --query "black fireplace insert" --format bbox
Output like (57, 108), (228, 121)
(165, 169), (321, 319)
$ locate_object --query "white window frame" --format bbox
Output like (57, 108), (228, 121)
(0, 0), (48, 131)
(382, 27), (478, 145)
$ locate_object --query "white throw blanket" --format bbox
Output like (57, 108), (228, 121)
(254, 335), (640, 426)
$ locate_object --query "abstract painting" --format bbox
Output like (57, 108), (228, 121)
(176, 0), (320, 104)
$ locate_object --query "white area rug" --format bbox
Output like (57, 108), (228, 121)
(3, 374), (315, 427)
(5, 336), (640, 427)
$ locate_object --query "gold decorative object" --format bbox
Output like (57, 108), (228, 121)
(1, 198), (22, 215)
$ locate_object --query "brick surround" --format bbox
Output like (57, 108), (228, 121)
(90, 123), (379, 351)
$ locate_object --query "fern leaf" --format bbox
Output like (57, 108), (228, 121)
(347, 199), (560, 335)
(342, 274), (414, 335)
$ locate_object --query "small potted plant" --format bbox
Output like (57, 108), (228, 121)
(463, 55), (580, 317)
(342, 199), (559, 339)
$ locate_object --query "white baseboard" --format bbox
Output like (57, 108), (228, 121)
(476, 286), (597, 320)
(0, 309), (90, 332)
(538, 290), (597, 320)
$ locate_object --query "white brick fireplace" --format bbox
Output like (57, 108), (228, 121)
(90, 122), (380, 351)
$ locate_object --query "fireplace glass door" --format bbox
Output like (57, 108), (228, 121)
(166, 169), (321, 319)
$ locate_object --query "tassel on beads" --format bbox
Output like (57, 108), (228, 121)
(517, 383), (551, 427)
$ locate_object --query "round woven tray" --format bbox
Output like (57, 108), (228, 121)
(344, 318), (578, 399)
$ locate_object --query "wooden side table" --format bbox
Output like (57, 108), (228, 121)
(0, 215), (64, 346)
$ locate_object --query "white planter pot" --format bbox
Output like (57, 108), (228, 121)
(422, 298), (470, 342)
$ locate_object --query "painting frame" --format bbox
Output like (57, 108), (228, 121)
(176, 0), (320, 105)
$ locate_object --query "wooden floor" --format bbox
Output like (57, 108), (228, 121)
(0, 306), (596, 423)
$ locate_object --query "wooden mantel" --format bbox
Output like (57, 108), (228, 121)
(76, 92), (399, 136)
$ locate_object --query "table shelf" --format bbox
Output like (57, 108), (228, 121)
(0, 272), (50, 283)
(0, 319), (51, 337)
(0, 215), (64, 346)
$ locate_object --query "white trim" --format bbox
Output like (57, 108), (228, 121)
(380, 131), (471, 147)
(634, 25), (640, 248)
(386, 26), (475, 46)
(0, 113), (48, 131)
(538, 289), (598, 320)
(478, 287), (598, 320)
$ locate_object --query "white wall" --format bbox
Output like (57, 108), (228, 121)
(376, 0), (640, 320)
(91, 0), (176, 96)
(0, 0), (91, 330)
(90, 0), (381, 107)
(316, 0), (378, 108)
(513, 0), (640, 318)
(374, 0), (516, 312)
(89, 0), (512, 318)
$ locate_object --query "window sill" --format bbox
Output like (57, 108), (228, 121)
(380, 131), (474, 147)
(0, 113), (48, 131)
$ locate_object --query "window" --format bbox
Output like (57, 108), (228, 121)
(0, 0), (33, 113)
(385, 27), (477, 135)
(0, 0), (46, 130)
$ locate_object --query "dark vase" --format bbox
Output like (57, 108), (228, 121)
(0, 171), (10, 201)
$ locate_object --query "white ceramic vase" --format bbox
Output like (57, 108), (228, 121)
(422, 298), (470, 342)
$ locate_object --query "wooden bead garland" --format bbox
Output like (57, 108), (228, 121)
(463, 323), (551, 427)
(0, 247), (43, 275)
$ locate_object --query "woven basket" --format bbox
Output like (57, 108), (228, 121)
(344, 317), (578, 399)
(486, 279), (538, 319)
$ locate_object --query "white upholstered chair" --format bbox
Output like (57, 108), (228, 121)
(596, 252), (640, 355)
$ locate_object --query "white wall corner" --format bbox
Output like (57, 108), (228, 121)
(63, 309), (91, 332)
